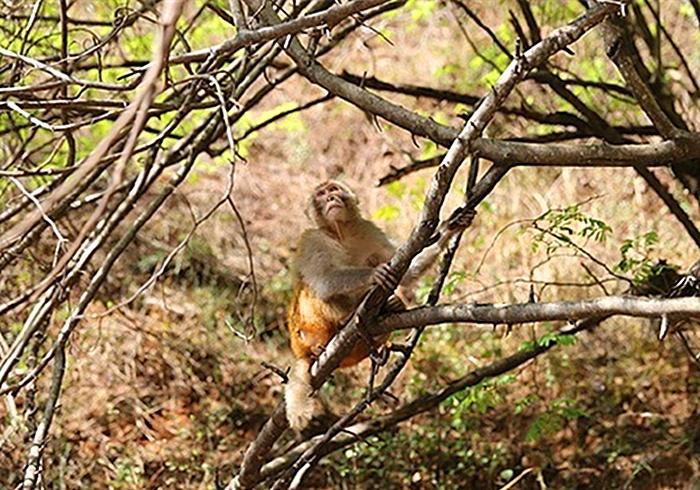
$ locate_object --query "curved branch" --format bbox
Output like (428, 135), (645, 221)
(596, 5), (681, 138)
(378, 136), (700, 185)
(159, 0), (392, 66)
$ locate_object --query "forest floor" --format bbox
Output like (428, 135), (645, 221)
(2, 2), (700, 489)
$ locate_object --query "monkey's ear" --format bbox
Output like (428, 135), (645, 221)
(304, 200), (314, 222)
(304, 195), (320, 224)
(347, 188), (359, 205)
(337, 181), (359, 205)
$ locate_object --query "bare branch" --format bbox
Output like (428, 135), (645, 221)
(376, 296), (700, 334)
(150, 0), (391, 67)
(256, 318), (599, 484)
(21, 346), (65, 490)
(595, 3), (682, 138)
(0, 0), (187, 253)
(378, 136), (700, 185)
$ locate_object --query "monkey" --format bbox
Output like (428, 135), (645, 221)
(285, 180), (476, 430)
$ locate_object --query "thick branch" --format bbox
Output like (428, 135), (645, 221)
(379, 137), (700, 186)
(483, 137), (700, 166)
(595, 4), (681, 138)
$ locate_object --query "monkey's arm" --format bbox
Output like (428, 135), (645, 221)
(296, 231), (375, 301)
(400, 209), (476, 292)
(305, 267), (375, 301)
(400, 224), (453, 289)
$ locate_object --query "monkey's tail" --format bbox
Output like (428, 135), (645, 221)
(285, 359), (319, 431)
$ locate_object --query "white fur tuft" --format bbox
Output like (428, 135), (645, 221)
(285, 360), (319, 431)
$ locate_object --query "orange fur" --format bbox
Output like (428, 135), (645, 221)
(287, 283), (385, 369)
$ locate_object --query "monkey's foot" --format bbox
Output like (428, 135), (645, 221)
(309, 344), (326, 361)
(286, 363), (321, 432)
(383, 294), (407, 313)
(370, 344), (390, 367)
(448, 207), (477, 231)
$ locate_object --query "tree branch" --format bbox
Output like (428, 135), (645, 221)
(378, 137), (700, 186)
(376, 296), (700, 334)
(595, 3), (682, 139)
(147, 0), (392, 67)
(21, 345), (65, 490)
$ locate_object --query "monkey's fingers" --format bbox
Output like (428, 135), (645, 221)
(372, 263), (399, 291)
(310, 344), (326, 360)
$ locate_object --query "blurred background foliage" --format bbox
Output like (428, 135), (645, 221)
(1, 0), (699, 488)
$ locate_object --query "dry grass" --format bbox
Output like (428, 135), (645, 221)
(2, 2), (700, 488)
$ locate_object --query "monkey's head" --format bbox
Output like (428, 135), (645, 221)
(309, 180), (360, 228)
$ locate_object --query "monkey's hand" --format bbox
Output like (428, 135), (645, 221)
(371, 263), (400, 291)
(447, 207), (477, 231)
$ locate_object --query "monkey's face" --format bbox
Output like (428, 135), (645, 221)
(312, 181), (357, 226)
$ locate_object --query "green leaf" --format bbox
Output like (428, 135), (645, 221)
(372, 204), (400, 222)
(500, 468), (514, 481)
(386, 181), (406, 199)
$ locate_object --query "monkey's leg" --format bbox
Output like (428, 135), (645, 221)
(334, 310), (381, 366)
(285, 358), (322, 431)
(350, 293), (405, 367)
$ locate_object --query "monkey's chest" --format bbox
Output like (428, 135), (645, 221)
(345, 247), (389, 268)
